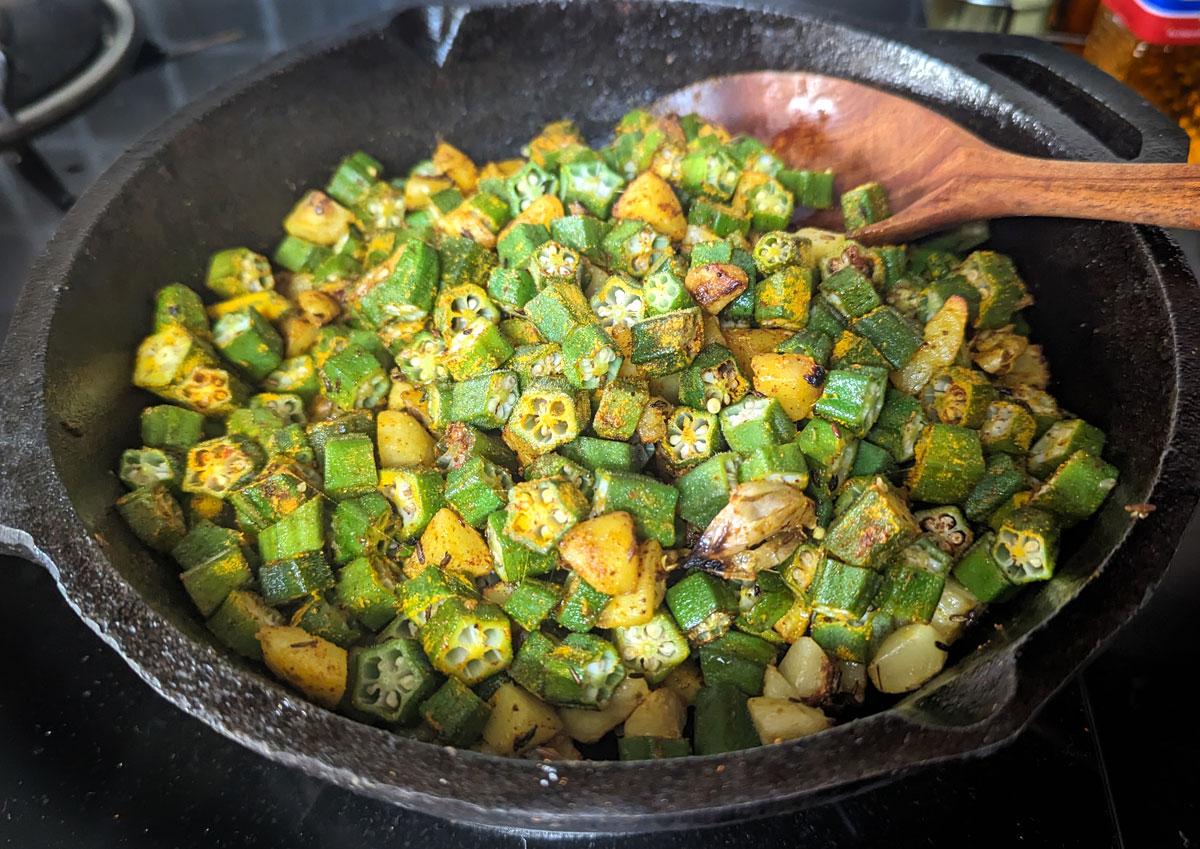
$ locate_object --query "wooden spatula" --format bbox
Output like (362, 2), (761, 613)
(653, 71), (1200, 244)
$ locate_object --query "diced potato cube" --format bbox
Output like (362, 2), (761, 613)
(377, 410), (436, 468)
(482, 683), (562, 755)
(751, 352), (826, 420)
(747, 697), (830, 744)
(560, 677), (649, 743)
(867, 623), (948, 694)
(597, 538), (666, 629)
(414, 507), (493, 578)
(257, 625), (347, 708)
(558, 512), (640, 596)
(622, 688), (686, 739)
(612, 171), (687, 241)
(762, 665), (802, 700)
(778, 637), (838, 704)
(723, 328), (792, 377)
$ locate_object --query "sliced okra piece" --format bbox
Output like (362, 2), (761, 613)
(503, 478), (590, 554)
(907, 424), (986, 504)
(320, 344), (391, 410)
(358, 240), (440, 325)
(829, 329), (889, 370)
(337, 556), (402, 631)
(957, 251), (1029, 330)
(953, 532), (1019, 602)
(432, 283), (501, 338)
(547, 633), (628, 708)
(206, 247), (274, 299)
(508, 343), (564, 389)
(913, 505), (974, 559)
(119, 446), (183, 491)
(679, 146), (740, 202)
(735, 577), (795, 644)
(1007, 384), (1061, 437)
(593, 378), (651, 441)
(809, 559), (881, 618)
(422, 678), (492, 746)
(659, 405), (722, 472)
(497, 222), (551, 270)
(832, 475), (875, 518)
(631, 307), (706, 376)
(561, 323), (622, 390)
(321, 433), (378, 500)
(776, 328), (833, 366)
(850, 306), (922, 369)
(929, 366), (995, 429)
(444, 455), (513, 527)
(738, 442), (809, 489)
(393, 331), (448, 386)
(590, 274), (647, 343)
(257, 496), (324, 561)
(229, 455), (317, 531)
(980, 399), (1037, 455)
(446, 369), (519, 429)
(813, 365), (889, 437)
(266, 423), (314, 466)
(807, 296), (847, 340)
(435, 422), (518, 473)
(420, 597), (512, 685)
(866, 388), (927, 463)
(306, 410), (375, 468)
(522, 452), (594, 497)
(558, 435), (646, 474)
(548, 215), (609, 263)
(612, 611), (690, 684)
(918, 274), (982, 325)
(259, 550), (335, 606)
(555, 574), (612, 633)
(824, 477), (919, 569)
(642, 255), (696, 316)
(207, 590), (282, 660)
(505, 160), (558, 213)
(809, 609), (894, 664)
(291, 593), (365, 648)
(751, 231), (811, 277)
(693, 683), (759, 755)
(140, 404), (205, 454)
(249, 392), (306, 426)
(840, 181), (891, 231)
(331, 492), (393, 564)
(796, 417), (859, 494)
(849, 440), (896, 478)
(378, 467), (445, 540)
(781, 545), (832, 599)
(619, 737), (693, 761)
(182, 435), (265, 499)
(591, 468), (679, 547)
(263, 355), (320, 400)
(753, 265), (814, 331)
(325, 150), (382, 206)
(993, 507), (1060, 584)
(116, 484), (187, 552)
(894, 535), (955, 576)
(666, 571), (739, 646)
(444, 320), (514, 382)
(558, 154), (626, 217)
(349, 636), (440, 725)
(677, 452), (741, 528)
(1027, 418), (1106, 480)
(354, 181), (407, 232)
(153, 283), (211, 338)
(603, 219), (666, 279)
(963, 452), (1028, 524)
(777, 168), (834, 209)
(719, 395), (796, 452)
(698, 631), (777, 695)
(486, 266), (539, 314)
(504, 379), (580, 457)
(678, 344), (749, 415)
(171, 520), (244, 570)
(397, 566), (477, 626)
(874, 563), (946, 624)
(746, 178), (794, 232)
(133, 325), (245, 416)
(689, 198), (750, 237)
(438, 235), (497, 288)
(225, 405), (286, 449)
(1028, 450), (1118, 523)
(501, 579), (563, 632)
(485, 510), (557, 583)
(524, 279), (592, 343)
(820, 266), (881, 320)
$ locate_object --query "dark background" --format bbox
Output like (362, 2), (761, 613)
(2, 1), (1198, 846)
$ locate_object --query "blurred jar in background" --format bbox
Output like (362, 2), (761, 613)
(1083, 0), (1200, 162)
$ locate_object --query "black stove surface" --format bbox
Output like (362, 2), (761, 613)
(1, 1), (1198, 846)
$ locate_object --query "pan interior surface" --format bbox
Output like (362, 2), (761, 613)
(20, 0), (1198, 832)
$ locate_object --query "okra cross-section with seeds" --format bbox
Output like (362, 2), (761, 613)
(114, 106), (1122, 759)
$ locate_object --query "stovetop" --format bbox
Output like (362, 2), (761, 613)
(1, 1), (1198, 846)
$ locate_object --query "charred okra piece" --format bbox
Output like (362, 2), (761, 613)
(667, 571), (739, 646)
(378, 467), (445, 540)
(591, 468), (679, 547)
(503, 478), (590, 554)
(659, 405), (722, 471)
(907, 424), (986, 504)
(1027, 418), (1106, 479)
(422, 678), (492, 746)
(435, 422), (518, 473)
(719, 395), (796, 453)
(336, 556), (402, 630)
(679, 344), (749, 415)
(677, 452), (741, 528)
(913, 505), (974, 559)
(952, 532), (1019, 602)
(930, 367), (995, 429)
(867, 388), (927, 462)
(421, 597), (512, 685)
(444, 455), (512, 527)
(824, 477), (920, 569)
(813, 366), (889, 437)
(840, 181), (891, 231)
(1029, 450), (1118, 523)
(698, 631), (777, 695)
(323, 434), (379, 499)
(446, 369), (519, 429)
(116, 483), (187, 552)
(182, 435), (265, 498)
(630, 308), (705, 377)
(685, 262), (750, 315)
(612, 611), (691, 684)
(349, 636), (440, 725)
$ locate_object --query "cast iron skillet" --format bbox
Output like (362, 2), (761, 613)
(1, 0), (1199, 833)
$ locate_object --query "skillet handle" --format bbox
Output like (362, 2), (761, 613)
(0, 293), (59, 573)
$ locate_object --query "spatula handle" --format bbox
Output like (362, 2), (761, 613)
(855, 149), (1200, 243)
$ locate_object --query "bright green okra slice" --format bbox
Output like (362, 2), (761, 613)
(591, 468), (678, 547)
(840, 181), (891, 231)
(591, 273), (646, 334)
(229, 455), (318, 531)
(992, 507), (1060, 584)
(444, 455), (513, 527)
(823, 477), (919, 570)
(119, 446), (183, 491)
(1027, 418), (1106, 479)
(351, 637), (441, 725)
(666, 571), (738, 646)
(320, 344), (391, 410)
(206, 247), (274, 299)
(421, 597), (512, 685)
(1029, 450), (1118, 523)
(719, 395), (796, 453)
(561, 323), (622, 391)
(906, 424), (986, 504)
(323, 433), (379, 500)
(796, 417), (859, 495)
(612, 611), (691, 684)
(503, 478), (590, 554)
(180, 545), (255, 616)
(485, 510), (558, 583)
(555, 573), (612, 633)
(422, 678), (492, 746)
(504, 379), (580, 457)
(140, 404), (205, 453)
(679, 344), (749, 415)
(738, 442), (809, 489)
(593, 378), (650, 441)
(629, 308), (704, 376)
(212, 308), (283, 381)
(206, 590), (282, 660)
(812, 366), (889, 438)
(953, 532), (1019, 602)
(501, 578), (562, 631)
(866, 388), (927, 462)
(259, 551), (334, 606)
(331, 492), (393, 564)
(153, 283), (211, 338)
(677, 452), (740, 528)
(378, 467), (445, 540)
(395, 331), (450, 385)
(291, 593), (365, 648)
(659, 405), (722, 471)
(337, 556), (402, 631)
(642, 255), (696, 316)
(445, 369), (520, 429)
